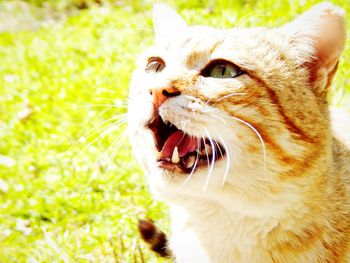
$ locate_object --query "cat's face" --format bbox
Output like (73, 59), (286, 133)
(128, 3), (345, 208)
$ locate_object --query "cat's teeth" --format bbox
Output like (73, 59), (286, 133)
(205, 144), (213, 155)
(171, 146), (180, 164)
(185, 155), (196, 169)
(199, 144), (213, 156)
(156, 150), (162, 159)
(149, 116), (155, 124)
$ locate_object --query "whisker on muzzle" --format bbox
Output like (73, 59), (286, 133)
(203, 129), (216, 191)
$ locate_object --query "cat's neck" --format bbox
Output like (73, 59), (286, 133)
(169, 191), (331, 263)
(168, 162), (339, 262)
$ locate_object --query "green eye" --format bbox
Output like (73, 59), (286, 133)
(201, 60), (242, 78)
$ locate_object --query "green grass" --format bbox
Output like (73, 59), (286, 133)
(0, 0), (349, 262)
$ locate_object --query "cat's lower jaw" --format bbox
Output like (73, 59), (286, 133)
(147, 112), (226, 174)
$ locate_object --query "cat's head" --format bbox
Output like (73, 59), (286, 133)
(128, 2), (346, 210)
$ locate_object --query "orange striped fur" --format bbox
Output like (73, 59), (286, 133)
(128, 2), (350, 262)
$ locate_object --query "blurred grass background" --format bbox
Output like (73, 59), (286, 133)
(0, 0), (349, 262)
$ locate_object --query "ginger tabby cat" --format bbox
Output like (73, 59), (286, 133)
(128, 2), (350, 262)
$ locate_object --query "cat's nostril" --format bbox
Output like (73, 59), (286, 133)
(150, 87), (181, 109)
(162, 88), (181, 98)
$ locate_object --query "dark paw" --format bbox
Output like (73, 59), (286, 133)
(138, 219), (172, 258)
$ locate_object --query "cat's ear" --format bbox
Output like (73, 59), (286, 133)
(282, 2), (346, 96)
(153, 4), (187, 41)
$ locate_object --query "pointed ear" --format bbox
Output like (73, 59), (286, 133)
(153, 4), (187, 42)
(282, 2), (346, 96)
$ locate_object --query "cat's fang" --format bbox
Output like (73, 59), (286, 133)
(171, 146), (180, 164)
(149, 116), (156, 125)
(156, 150), (162, 159)
(185, 155), (196, 169)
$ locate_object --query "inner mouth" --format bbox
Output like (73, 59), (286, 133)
(147, 113), (226, 173)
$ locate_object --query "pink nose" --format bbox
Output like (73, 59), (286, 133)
(149, 87), (181, 109)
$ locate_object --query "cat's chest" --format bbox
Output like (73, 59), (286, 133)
(169, 206), (277, 263)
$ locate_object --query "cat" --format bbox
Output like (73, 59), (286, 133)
(128, 2), (350, 262)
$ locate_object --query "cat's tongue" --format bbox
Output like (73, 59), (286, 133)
(161, 131), (198, 159)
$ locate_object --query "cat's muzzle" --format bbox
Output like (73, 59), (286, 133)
(146, 113), (225, 173)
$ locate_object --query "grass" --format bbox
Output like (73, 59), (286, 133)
(0, 0), (349, 262)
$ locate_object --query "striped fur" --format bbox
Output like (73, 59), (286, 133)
(129, 2), (350, 262)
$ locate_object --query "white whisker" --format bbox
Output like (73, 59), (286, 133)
(78, 169), (96, 202)
(214, 140), (224, 158)
(228, 116), (267, 170)
(63, 119), (127, 167)
(203, 129), (215, 191)
(202, 137), (210, 171)
(103, 129), (129, 175)
(77, 128), (128, 202)
(216, 93), (247, 102)
(209, 114), (226, 125)
(177, 138), (200, 190)
(90, 88), (119, 94)
(216, 132), (231, 187)
(109, 131), (128, 160)
(201, 108), (219, 113)
(72, 103), (129, 108)
(180, 119), (190, 131)
(235, 11), (260, 28)
(61, 115), (127, 157)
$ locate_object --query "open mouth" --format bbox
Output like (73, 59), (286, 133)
(147, 113), (226, 173)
